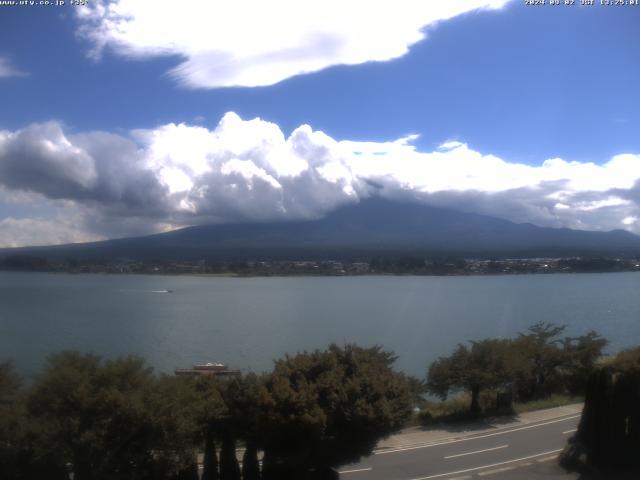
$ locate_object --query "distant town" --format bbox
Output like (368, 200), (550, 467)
(2, 254), (640, 276)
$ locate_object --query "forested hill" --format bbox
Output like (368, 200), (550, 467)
(2, 198), (640, 261)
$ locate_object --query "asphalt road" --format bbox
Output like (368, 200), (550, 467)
(338, 413), (580, 480)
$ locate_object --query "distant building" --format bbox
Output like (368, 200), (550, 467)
(348, 262), (370, 273)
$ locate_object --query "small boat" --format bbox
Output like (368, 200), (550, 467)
(193, 362), (227, 371)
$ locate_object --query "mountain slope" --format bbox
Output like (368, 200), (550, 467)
(3, 198), (640, 261)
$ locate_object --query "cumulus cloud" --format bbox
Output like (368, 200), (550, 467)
(0, 123), (171, 214)
(75, 0), (511, 88)
(132, 113), (363, 221)
(0, 123), (98, 198)
(0, 57), (27, 79)
(2, 112), (640, 247)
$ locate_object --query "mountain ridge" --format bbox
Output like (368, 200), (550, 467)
(2, 198), (640, 261)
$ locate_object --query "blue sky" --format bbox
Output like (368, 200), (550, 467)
(0, 0), (639, 246)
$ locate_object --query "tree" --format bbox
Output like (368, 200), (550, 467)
(219, 430), (241, 480)
(512, 322), (567, 400)
(427, 324), (608, 412)
(404, 375), (428, 410)
(201, 431), (219, 480)
(560, 331), (608, 395)
(1, 361), (75, 479)
(220, 374), (268, 480)
(26, 352), (161, 480)
(261, 344), (413, 478)
(0, 362), (29, 479)
(191, 377), (226, 480)
(427, 339), (513, 414)
(0, 361), (20, 404)
(213, 379), (244, 480)
(562, 347), (640, 473)
(149, 375), (223, 479)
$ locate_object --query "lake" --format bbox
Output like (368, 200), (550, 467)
(1, 271), (640, 380)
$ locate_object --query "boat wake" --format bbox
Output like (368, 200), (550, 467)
(118, 289), (174, 294)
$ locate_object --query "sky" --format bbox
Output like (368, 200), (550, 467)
(0, 0), (639, 247)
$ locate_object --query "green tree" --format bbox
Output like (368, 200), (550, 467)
(512, 322), (567, 400)
(26, 352), (160, 480)
(149, 375), (223, 479)
(404, 375), (428, 410)
(201, 431), (219, 480)
(560, 331), (608, 395)
(221, 374), (268, 480)
(1, 361), (73, 479)
(427, 324), (607, 412)
(0, 361), (20, 403)
(215, 379), (243, 480)
(427, 339), (513, 414)
(562, 347), (640, 473)
(0, 362), (30, 479)
(261, 344), (412, 478)
(192, 377), (226, 480)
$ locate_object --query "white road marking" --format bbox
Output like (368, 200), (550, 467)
(375, 415), (579, 455)
(562, 428), (577, 435)
(444, 444), (508, 459)
(536, 455), (559, 463)
(339, 467), (373, 474)
(478, 466), (515, 476)
(407, 448), (564, 480)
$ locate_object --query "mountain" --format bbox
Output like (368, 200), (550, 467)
(3, 198), (640, 261)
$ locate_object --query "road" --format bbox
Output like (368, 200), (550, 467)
(338, 413), (580, 480)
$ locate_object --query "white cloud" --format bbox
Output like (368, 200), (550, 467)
(2, 112), (640, 246)
(0, 217), (103, 248)
(346, 140), (640, 195)
(75, 0), (511, 88)
(0, 57), (27, 79)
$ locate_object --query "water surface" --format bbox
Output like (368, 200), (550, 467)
(1, 271), (639, 379)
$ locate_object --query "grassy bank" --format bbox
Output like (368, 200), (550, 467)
(513, 394), (583, 414)
(413, 392), (582, 427)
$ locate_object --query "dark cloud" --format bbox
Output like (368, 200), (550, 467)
(0, 123), (97, 200)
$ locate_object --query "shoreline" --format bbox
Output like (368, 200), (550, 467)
(1, 269), (640, 278)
